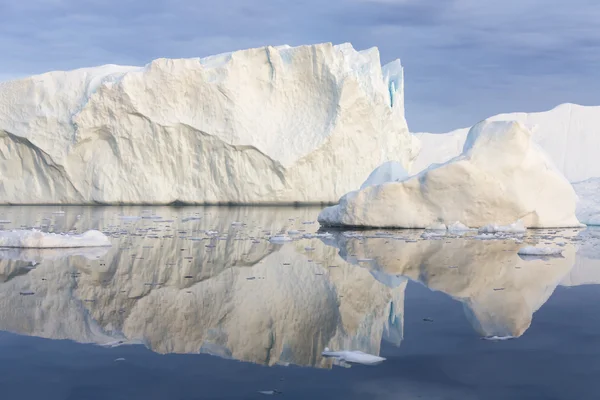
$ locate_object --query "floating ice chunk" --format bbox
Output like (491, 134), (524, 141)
(182, 216), (202, 222)
(447, 221), (475, 233)
(0, 247), (109, 261)
(482, 336), (516, 341)
(517, 246), (563, 256)
(421, 231), (446, 239)
(479, 220), (526, 234)
(119, 216), (141, 221)
(269, 235), (294, 243)
(0, 230), (111, 248)
(321, 347), (386, 365)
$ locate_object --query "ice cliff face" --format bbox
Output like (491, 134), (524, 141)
(0, 43), (418, 205)
(319, 121), (580, 229)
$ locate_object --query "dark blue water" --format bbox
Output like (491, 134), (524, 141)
(0, 284), (599, 400)
(0, 206), (598, 400)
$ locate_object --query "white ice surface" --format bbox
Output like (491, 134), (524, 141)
(319, 121), (580, 228)
(360, 161), (408, 190)
(321, 348), (386, 365)
(0, 230), (111, 248)
(0, 42), (418, 205)
(412, 103), (600, 183)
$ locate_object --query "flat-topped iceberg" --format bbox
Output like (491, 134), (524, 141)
(0, 42), (418, 205)
(319, 120), (581, 229)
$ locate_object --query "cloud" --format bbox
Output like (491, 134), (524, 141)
(0, 0), (598, 131)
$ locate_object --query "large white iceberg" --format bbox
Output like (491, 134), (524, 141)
(0, 43), (418, 205)
(319, 120), (581, 228)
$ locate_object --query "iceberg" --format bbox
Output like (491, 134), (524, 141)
(319, 121), (581, 229)
(413, 104), (600, 226)
(0, 43), (418, 205)
(573, 178), (600, 226)
(0, 229), (111, 248)
(412, 103), (600, 183)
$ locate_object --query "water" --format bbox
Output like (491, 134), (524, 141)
(0, 205), (599, 399)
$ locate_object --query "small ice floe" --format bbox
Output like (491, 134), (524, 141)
(517, 246), (563, 256)
(321, 348), (386, 366)
(52, 211), (65, 215)
(99, 339), (144, 348)
(421, 231), (446, 239)
(0, 230), (111, 248)
(114, 358), (126, 362)
(258, 390), (282, 396)
(482, 336), (516, 341)
(269, 235), (293, 243)
(479, 220), (526, 234)
(473, 233), (497, 240)
(356, 258), (374, 263)
(0, 246), (109, 262)
(0, 220), (11, 224)
(119, 216), (141, 221)
(182, 216), (202, 223)
(447, 221), (476, 233)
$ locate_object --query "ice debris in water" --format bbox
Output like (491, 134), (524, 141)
(0, 230), (111, 248)
(269, 235), (294, 243)
(321, 347), (386, 366)
(517, 246), (563, 256)
(479, 220), (526, 234)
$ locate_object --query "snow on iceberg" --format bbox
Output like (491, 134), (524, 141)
(0, 230), (111, 248)
(412, 103), (600, 183)
(318, 120), (581, 229)
(0, 43), (418, 205)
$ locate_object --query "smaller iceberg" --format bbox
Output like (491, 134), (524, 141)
(0, 230), (111, 248)
(319, 121), (581, 229)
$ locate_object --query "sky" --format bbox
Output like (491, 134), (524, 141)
(1, 0), (599, 132)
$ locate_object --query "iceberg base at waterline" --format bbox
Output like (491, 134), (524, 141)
(319, 120), (581, 229)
